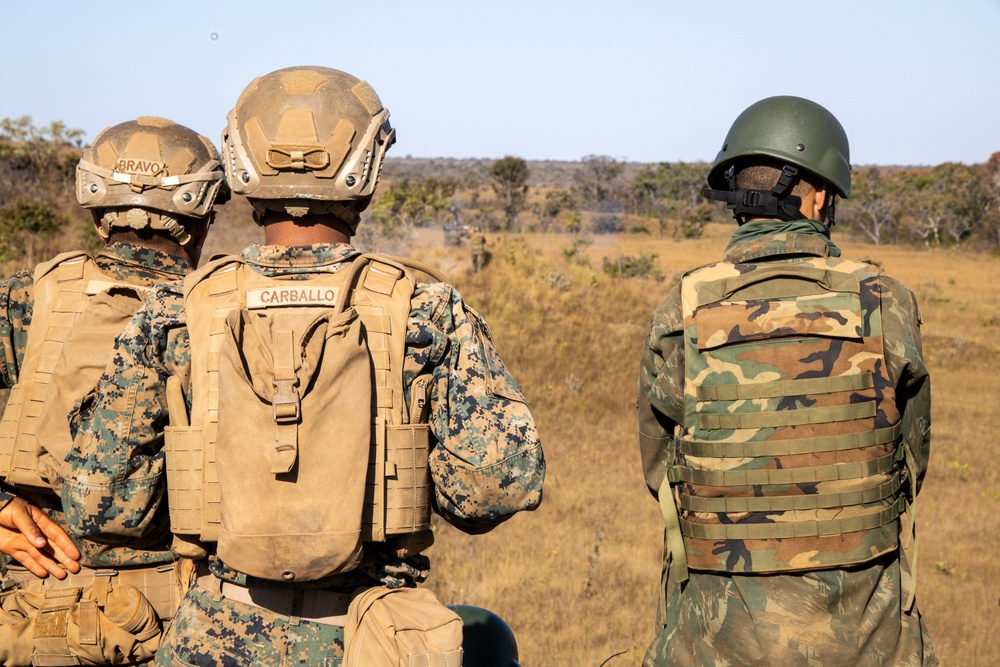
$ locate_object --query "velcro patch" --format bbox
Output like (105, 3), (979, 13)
(246, 286), (339, 309)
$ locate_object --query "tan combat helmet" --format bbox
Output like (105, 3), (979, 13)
(76, 117), (227, 246)
(222, 66), (396, 232)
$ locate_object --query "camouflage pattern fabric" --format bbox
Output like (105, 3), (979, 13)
(0, 242), (191, 528)
(154, 584), (345, 667)
(60, 242), (544, 655)
(637, 223), (936, 665)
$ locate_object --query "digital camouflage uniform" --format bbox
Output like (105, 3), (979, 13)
(0, 242), (192, 665)
(637, 221), (937, 666)
(61, 242), (544, 666)
(0, 242), (191, 538)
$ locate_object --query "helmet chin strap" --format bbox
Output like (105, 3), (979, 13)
(702, 164), (804, 225)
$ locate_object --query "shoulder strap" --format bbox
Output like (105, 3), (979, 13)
(32, 250), (93, 284)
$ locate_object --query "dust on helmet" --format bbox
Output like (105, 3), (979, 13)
(76, 117), (227, 246)
(703, 96), (851, 223)
(221, 66), (395, 232)
(448, 605), (520, 667)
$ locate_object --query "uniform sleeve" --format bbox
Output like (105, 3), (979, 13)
(405, 283), (544, 535)
(0, 269), (34, 389)
(0, 272), (34, 509)
(638, 286), (685, 497)
(59, 284), (184, 558)
(880, 274), (931, 495)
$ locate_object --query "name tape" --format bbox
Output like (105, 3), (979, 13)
(117, 158), (163, 176)
(246, 286), (340, 309)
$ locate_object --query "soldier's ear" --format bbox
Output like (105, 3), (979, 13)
(806, 183), (828, 222)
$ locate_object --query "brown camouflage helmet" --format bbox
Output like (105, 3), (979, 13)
(221, 66), (396, 232)
(76, 117), (228, 246)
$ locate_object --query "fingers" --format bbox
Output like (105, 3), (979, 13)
(0, 498), (46, 547)
(0, 526), (69, 578)
(29, 505), (81, 567)
(0, 499), (82, 577)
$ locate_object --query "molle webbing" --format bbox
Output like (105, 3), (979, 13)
(696, 373), (873, 401)
(670, 257), (902, 576)
(679, 502), (900, 540)
(165, 254), (433, 578)
(0, 252), (148, 491)
(681, 423), (900, 458)
(679, 476), (902, 513)
(698, 401), (876, 430)
(668, 450), (897, 487)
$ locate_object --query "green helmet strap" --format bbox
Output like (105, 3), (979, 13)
(702, 164), (805, 225)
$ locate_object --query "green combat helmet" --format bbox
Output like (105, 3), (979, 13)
(76, 117), (228, 246)
(702, 95), (850, 224)
(448, 605), (520, 667)
(221, 65), (395, 233)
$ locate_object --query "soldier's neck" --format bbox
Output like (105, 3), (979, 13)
(262, 213), (352, 246)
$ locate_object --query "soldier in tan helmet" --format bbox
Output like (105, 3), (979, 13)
(0, 117), (227, 665)
(60, 66), (545, 666)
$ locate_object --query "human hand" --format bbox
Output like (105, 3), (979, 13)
(0, 498), (82, 579)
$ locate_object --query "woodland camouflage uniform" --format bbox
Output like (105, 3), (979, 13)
(638, 223), (936, 665)
(639, 96), (936, 666)
(60, 241), (544, 664)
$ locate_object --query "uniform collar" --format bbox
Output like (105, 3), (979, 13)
(241, 243), (361, 271)
(724, 219), (842, 263)
(98, 242), (191, 278)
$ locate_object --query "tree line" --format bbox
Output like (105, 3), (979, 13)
(3, 117), (1000, 272)
(378, 154), (1000, 251)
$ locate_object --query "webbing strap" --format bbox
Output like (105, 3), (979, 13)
(697, 373), (874, 402)
(680, 423), (900, 458)
(680, 501), (899, 540)
(270, 328), (299, 474)
(657, 471), (688, 584)
(679, 475), (900, 513)
(698, 400), (875, 430)
(668, 451), (896, 487)
(900, 441), (920, 612)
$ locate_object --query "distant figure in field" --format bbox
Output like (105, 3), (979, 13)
(471, 227), (486, 273)
(637, 96), (937, 665)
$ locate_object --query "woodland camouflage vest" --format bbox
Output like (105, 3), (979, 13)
(164, 254), (433, 582)
(668, 256), (903, 575)
(0, 252), (149, 491)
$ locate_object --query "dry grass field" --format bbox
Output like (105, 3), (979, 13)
(387, 224), (999, 666)
(4, 209), (995, 665)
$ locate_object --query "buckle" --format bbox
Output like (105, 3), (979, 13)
(272, 379), (301, 424)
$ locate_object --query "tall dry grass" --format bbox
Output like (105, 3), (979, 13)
(399, 225), (999, 666)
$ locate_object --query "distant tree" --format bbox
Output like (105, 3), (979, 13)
(0, 200), (70, 265)
(979, 152), (1000, 249)
(573, 155), (624, 211)
(371, 177), (457, 230)
(0, 117), (86, 267)
(901, 163), (988, 248)
(535, 188), (575, 232)
(490, 156), (530, 230)
(840, 167), (904, 244)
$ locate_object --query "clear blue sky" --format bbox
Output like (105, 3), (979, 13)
(3, 1), (998, 167)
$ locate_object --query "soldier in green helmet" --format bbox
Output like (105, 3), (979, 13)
(637, 96), (937, 665)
